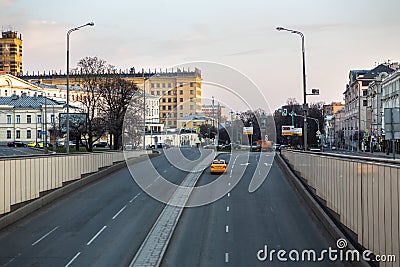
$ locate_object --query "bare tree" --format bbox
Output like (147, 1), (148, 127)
(123, 90), (145, 149)
(73, 56), (113, 151)
(100, 77), (139, 150)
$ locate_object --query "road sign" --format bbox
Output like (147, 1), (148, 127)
(316, 130), (321, 135)
(264, 134), (268, 141)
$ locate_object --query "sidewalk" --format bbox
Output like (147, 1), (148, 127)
(331, 149), (400, 161)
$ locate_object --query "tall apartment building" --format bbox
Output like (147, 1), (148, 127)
(20, 68), (202, 127)
(0, 30), (23, 76)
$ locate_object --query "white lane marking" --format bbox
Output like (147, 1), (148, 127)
(225, 252), (229, 263)
(32, 226), (59, 246)
(240, 163), (250, 166)
(65, 252), (81, 267)
(227, 193), (230, 197)
(129, 193), (141, 203)
(87, 226), (107, 246)
(226, 206), (230, 212)
(270, 206), (274, 213)
(2, 253), (21, 267)
(225, 225), (229, 233)
(112, 205), (127, 220)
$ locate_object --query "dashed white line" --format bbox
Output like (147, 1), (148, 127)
(32, 226), (59, 246)
(226, 206), (230, 212)
(129, 193), (141, 203)
(225, 252), (229, 263)
(2, 253), (21, 267)
(65, 252), (81, 267)
(87, 225), (107, 246)
(225, 225), (229, 233)
(112, 205), (127, 220)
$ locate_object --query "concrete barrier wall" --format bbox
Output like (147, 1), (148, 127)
(281, 150), (399, 266)
(0, 151), (144, 215)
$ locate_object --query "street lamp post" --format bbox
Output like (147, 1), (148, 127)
(277, 26), (308, 150)
(66, 22), (94, 154)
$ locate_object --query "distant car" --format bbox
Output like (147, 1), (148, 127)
(331, 146), (337, 150)
(210, 159), (227, 174)
(27, 141), (52, 148)
(93, 142), (108, 148)
(156, 143), (170, 149)
(7, 141), (27, 147)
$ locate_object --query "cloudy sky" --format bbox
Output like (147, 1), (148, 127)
(1, 0), (400, 112)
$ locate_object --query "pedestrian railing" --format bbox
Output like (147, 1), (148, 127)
(281, 150), (399, 265)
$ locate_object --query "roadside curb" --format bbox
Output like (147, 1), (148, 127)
(0, 153), (156, 231)
(276, 154), (370, 267)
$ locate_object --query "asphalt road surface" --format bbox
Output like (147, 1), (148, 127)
(0, 149), (344, 266)
(162, 152), (344, 266)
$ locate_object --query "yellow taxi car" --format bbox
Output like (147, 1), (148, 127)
(210, 159), (227, 174)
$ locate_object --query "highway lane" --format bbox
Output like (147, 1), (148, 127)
(0, 148), (201, 267)
(162, 152), (345, 266)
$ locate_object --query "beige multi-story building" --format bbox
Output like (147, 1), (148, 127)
(0, 30), (23, 76)
(20, 68), (203, 127)
(343, 64), (395, 150)
(201, 103), (227, 123)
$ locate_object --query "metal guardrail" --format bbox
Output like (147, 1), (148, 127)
(0, 151), (144, 215)
(281, 150), (399, 266)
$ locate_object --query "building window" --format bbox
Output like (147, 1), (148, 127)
(157, 83), (160, 88)
(16, 130), (20, 139)
(162, 98), (166, 103)
(157, 91), (160, 96)
(168, 106), (172, 110)
(27, 129), (31, 139)
(151, 91), (155, 95)
(168, 98), (171, 103)
(6, 130), (11, 139)
(180, 113), (183, 117)
(27, 114), (32, 124)
(151, 83), (154, 88)
(190, 105), (194, 110)
(6, 115), (11, 124)
(362, 81), (370, 86)
(190, 82), (194, 87)
(162, 106), (166, 110)
(168, 83), (172, 88)
(363, 100), (368, 106)
(168, 91), (171, 95)
(363, 90), (368, 96)
(51, 114), (55, 123)
(162, 91), (165, 95)
(37, 129), (42, 138)
(162, 83), (166, 88)
(179, 83), (183, 87)
(16, 114), (21, 124)
(179, 90), (183, 95)
(180, 105), (183, 110)
(37, 115), (42, 124)
(190, 90), (194, 94)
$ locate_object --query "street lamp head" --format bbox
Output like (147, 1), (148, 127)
(86, 22), (95, 27)
(276, 27), (284, 31)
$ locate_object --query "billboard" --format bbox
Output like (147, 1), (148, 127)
(59, 113), (87, 133)
(243, 126), (253, 135)
(282, 125), (302, 136)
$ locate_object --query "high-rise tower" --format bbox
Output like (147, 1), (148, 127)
(0, 30), (23, 76)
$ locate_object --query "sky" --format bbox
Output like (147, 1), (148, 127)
(1, 0), (400, 113)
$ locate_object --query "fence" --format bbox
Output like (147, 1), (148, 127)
(0, 150), (144, 215)
(281, 150), (399, 266)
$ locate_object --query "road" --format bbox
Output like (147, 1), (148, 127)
(0, 149), (344, 266)
(162, 152), (344, 266)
